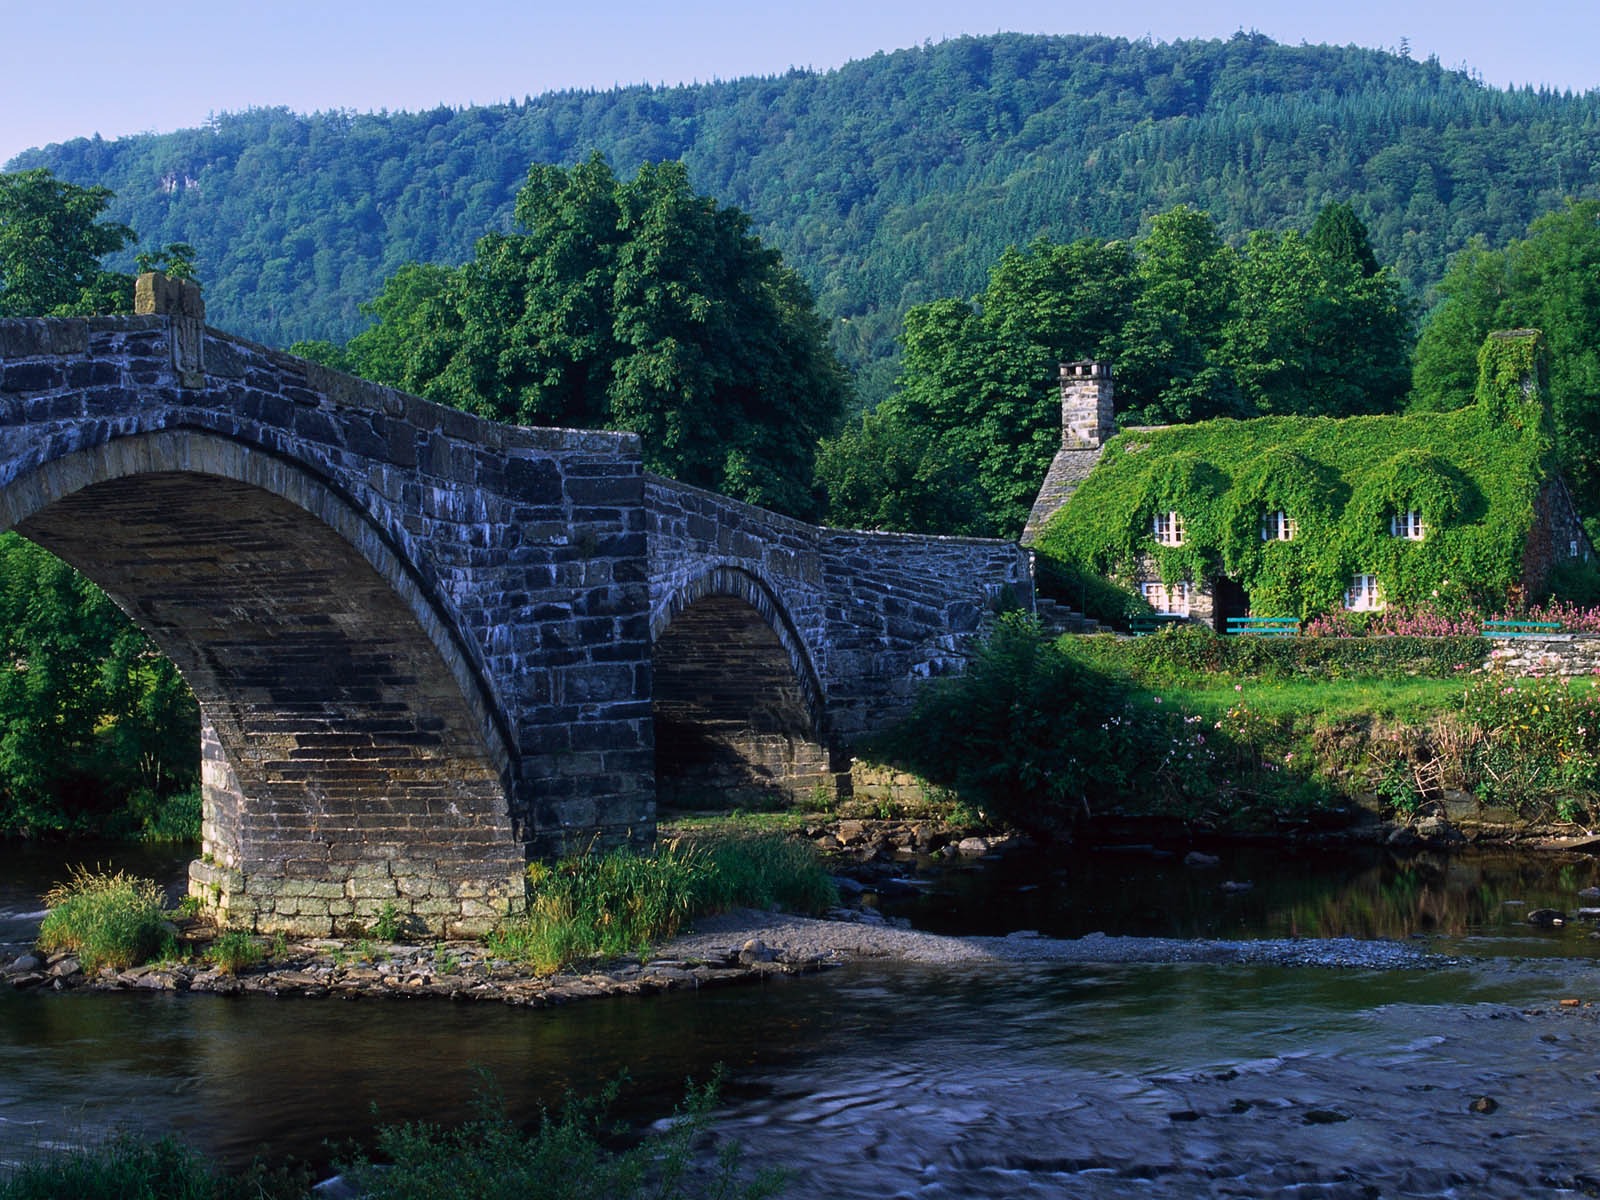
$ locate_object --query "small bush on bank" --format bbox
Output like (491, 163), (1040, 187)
(873, 613), (1145, 839)
(690, 833), (839, 915)
(488, 834), (836, 974)
(340, 1076), (784, 1200)
(36, 866), (171, 972)
(205, 930), (263, 975)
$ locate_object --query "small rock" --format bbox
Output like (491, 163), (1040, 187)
(48, 956), (81, 978)
(1560, 998), (1583, 1007)
(7, 954), (41, 974)
(1579, 886), (1600, 899)
(738, 938), (776, 965)
(831, 875), (866, 896)
(1527, 908), (1566, 927)
(956, 837), (990, 856)
(1302, 1109), (1349, 1125)
(836, 820), (868, 846)
(1220, 880), (1254, 894)
(1469, 1096), (1499, 1114)
(1415, 815), (1461, 842)
(1184, 851), (1221, 868)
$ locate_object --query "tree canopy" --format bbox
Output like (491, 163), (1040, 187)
(818, 203), (1415, 537)
(334, 155), (849, 517)
(0, 168), (135, 317)
(18, 33), (1600, 405)
(1411, 200), (1600, 520)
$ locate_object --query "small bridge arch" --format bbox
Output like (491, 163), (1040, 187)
(650, 562), (835, 806)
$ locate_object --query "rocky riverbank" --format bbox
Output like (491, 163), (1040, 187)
(0, 899), (1466, 1007)
(2, 812), (1592, 1007)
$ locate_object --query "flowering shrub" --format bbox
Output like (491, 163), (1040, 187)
(1457, 668), (1600, 810)
(1500, 599), (1600, 635)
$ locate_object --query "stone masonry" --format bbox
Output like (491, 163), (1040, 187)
(0, 295), (653, 935)
(647, 475), (1034, 800)
(0, 292), (1035, 935)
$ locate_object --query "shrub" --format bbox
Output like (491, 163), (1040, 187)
(205, 931), (263, 975)
(1101, 622), (1484, 682)
(685, 832), (838, 916)
(1033, 555), (1146, 625)
(0, 1131), (311, 1200)
(339, 1076), (784, 1200)
(36, 867), (171, 972)
(124, 786), (202, 843)
(873, 613), (1141, 838)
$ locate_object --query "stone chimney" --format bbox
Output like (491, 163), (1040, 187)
(1060, 360), (1114, 448)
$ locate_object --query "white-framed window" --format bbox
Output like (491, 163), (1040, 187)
(1141, 580), (1192, 616)
(1390, 510), (1425, 540)
(1261, 510), (1297, 541)
(1152, 512), (1185, 546)
(1344, 573), (1382, 611)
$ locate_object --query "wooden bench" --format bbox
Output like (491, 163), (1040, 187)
(1482, 619), (1565, 639)
(1128, 614), (1188, 636)
(1226, 616), (1299, 638)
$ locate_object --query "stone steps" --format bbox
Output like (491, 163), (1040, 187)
(1034, 597), (1102, 636)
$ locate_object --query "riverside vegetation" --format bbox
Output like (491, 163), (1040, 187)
(0, 1078), (782, 1200)
(7, 832), (830, 1193)
(876, 612), (1600, 841)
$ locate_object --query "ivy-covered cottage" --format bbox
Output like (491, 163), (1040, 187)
(1025, 331), (1594, 626)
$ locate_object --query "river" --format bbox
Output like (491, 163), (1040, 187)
(4, 839), (1600, 1197)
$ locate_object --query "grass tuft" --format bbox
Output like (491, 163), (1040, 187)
(487, 834), (836, 974)
(205, 930), (263, 975)
(36, 866), (171, 972)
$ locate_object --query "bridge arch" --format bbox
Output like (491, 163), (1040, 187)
(0, 427), (523, 935)
(650, 563), (835, 807)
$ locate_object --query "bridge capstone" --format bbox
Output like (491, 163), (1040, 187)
(0, 299), (1034, 935)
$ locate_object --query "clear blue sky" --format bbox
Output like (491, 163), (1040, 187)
(4, 0), (1597, 168)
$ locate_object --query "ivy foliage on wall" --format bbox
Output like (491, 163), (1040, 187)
(1034, 332), (1556, 617)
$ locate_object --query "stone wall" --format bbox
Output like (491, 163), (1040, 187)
(0, 311), (654, 934)
(1487, 633), (1600, 676)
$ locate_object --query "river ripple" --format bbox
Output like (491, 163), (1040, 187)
(5, 842), (1600, 1196)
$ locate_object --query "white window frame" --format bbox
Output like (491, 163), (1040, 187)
(1152, 511), (1185, 546)
(1390, 510), (1425, 540)
(1141, 580), (1192, 616)
(1261, 510), (1296, 541)
(1344, 573), (1382, 611)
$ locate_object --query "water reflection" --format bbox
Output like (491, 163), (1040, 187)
(881, 844), (1600, 955)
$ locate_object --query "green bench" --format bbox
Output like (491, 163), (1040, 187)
(1128, 614), (1188, 636)
(1482, 619), (1565, 639)
(1226, 616), (1299, 637)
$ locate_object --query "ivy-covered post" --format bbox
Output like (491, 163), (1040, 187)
(1475, 328), (1547, 422)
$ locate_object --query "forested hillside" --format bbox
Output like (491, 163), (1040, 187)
(12, 31), (1600, 404)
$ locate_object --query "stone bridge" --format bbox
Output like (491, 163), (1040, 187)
(0, 288), (1031, 935)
